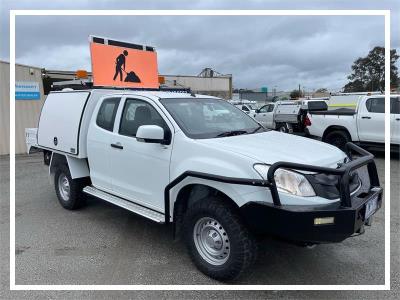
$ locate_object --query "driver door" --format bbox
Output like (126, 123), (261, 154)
(265, 103), (275, 128)
(108, 96), (174, 212)
(254, 104), (269, 126)
(358, 97), (384, 143)
(391, 97), (400, 144)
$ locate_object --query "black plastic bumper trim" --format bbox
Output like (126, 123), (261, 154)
(240, 187), (383, 243)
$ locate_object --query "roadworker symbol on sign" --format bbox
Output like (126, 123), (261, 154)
(112, 50), (141, 83)
(90, 36), (158, 88)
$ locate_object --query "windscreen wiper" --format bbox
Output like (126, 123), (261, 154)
(248, 125), (265, 134)
(216, 130), (248, 137)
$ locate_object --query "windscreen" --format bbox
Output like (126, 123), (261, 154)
(160, 98), (261, 139)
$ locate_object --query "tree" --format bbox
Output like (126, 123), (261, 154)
(343, 46), (399, 92)
(290, 89), (303, 99)
(315, 88), (328, 93)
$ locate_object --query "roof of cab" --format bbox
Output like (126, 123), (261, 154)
(52, 89), (219, 100)
(111, 90), (219, 100)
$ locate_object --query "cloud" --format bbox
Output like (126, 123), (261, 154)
(1, 0), (399, 91)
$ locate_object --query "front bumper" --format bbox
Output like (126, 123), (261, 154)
(240, 187), (382, 243)
(240, 142), (383, 244)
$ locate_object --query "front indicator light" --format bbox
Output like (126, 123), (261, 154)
(314, 217), (335, 225)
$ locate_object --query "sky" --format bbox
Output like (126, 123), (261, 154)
(1, 0), (399, 91)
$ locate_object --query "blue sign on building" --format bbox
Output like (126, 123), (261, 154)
(15, 82), (40, 100)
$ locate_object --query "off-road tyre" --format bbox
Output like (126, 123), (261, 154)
(277, 123), (289, 133)
(54, 164), (86, 210)
(324, 130), (351, 150)
(183, 196), (258, 281)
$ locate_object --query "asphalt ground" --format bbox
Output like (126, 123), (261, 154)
(0, 151), (399, 299)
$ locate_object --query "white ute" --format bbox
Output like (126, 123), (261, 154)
(306, 94), (400, 149)
(27, 88), (383, 281)
(253, 100), (327, 133)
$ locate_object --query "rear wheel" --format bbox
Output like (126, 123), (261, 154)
(183, 197), (258, 281)
(54, 164), (86, 210)
(324, 130), (351, 150)
(277, 123), (289, 133)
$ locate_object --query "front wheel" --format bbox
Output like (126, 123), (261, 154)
(183, 197), (258, 281)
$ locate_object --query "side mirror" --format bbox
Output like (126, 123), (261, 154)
(255, 109), (260, 113)
(136, 125), (166, 144)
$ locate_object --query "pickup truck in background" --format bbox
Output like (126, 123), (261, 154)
(26, 88), (383, 281)
(253, 100), (327, 133)
(234, 103), (257, 115)
(306, 95), (400, 150)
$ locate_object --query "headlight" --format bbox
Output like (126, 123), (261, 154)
(253, 164), (316, 197)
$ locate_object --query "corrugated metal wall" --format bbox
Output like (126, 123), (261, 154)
(0, 62), (10, 155)
(0, 61), (46, 155)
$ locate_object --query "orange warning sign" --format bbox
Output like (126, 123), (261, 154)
(90, 39), (159, 88)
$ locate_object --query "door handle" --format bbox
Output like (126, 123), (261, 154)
(396, 118), (400, 121)
(111, 143), (123, 149)
(361, 116), (371, 119)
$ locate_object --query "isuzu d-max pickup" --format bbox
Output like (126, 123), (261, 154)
(26, 88), (383, 281)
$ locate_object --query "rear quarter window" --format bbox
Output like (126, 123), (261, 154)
(366, 98), (385, 113)
(391, 97), (400, 114)
(96, 97), (121, 131)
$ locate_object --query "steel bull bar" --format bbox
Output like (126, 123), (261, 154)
(266, 142), (380, 208)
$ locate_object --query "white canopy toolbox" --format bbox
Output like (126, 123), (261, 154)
(37, 91), (90, 156)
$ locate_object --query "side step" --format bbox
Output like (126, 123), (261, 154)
(83, 186), (165, 223)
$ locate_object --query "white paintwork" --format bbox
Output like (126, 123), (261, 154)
(99, 95), (175, 211)
(307, 112), (359, 141)
(38, 92), (90, 155)
(31, 88), (355, 223)
(357, 97), (384, 143)
(391, 112), (400, 144)
(234, 104), (256, 115)
(253, 103), (274, 128)
(66, 155), (90, 179)
(136, 125), (164, 141)
(253, 101), (301, 129)
(307, 95), (399, 145)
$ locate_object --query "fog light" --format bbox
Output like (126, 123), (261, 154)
(314, 217), (335, 225)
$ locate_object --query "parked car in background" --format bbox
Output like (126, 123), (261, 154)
(234, 103), (257, 115)
(253, 100), (327, 133)
(203, 102), (231, 121)
(306, 94), (400, 150)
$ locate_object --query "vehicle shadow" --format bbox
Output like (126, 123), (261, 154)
(84, 196), (384, 285)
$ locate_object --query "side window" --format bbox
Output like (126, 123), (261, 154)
(390, 97), (400, 114)
(96, 97), (120, 131)
(119, 99), (168, 137)
(366, 98), (384, 113)
(267, 104), (275, 112)
(242, 105), (250, 112)
(258, 105), (268, 113)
